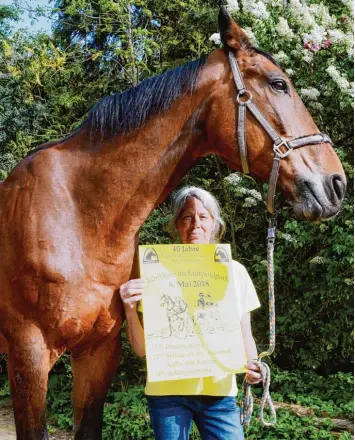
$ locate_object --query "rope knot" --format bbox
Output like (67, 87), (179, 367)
(241, 361), (276, 428)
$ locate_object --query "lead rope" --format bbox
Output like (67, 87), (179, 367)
(241, 215), (277, 428)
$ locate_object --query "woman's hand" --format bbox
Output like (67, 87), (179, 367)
(245, 361), (262, 385)
(119, 278), (145, 312)
(120, 279), (146, 357)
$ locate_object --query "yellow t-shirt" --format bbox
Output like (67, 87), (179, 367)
(138, 260), (260, 397)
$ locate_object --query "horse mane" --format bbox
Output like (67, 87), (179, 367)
(86, 57), (207, 140)
(86, 48), (276, 142)
(253, 47), (280, 67)
(28, 48), (276, 155)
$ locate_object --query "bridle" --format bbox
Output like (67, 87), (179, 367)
(228, 51), (333, 215)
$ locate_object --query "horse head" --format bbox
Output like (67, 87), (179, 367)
(206, 7), (346, 221)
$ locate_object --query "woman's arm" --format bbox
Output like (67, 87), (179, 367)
(120, 279), (146, 357)
(241, 312), (258, 360)
(241, 312), (262, 384)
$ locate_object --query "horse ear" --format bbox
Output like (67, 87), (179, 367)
(218, 6), (251, 51)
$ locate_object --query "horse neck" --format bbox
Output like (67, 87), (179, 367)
(67, 83), (212, 254)
(167, 296), (175, 311)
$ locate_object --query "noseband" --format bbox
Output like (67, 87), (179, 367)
(228, 51), (333, 215)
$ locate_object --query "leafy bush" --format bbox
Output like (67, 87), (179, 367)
(46, 354), (73, 430)
(103, 386), (152, 440)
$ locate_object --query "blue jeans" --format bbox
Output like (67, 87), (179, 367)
(147, 395), (245, 440)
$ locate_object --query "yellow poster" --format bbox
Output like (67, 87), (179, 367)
(138, 244), (247, 382)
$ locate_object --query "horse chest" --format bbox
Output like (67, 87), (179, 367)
(53, 282), (123, 346)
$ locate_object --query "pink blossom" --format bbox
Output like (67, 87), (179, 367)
(323, 39), (332, 48)
(304, 41), (321, 52)
(311, 42), (321, 51)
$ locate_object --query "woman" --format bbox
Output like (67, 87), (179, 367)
(120, 186), (262, 440)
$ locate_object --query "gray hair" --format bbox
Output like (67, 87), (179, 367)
(170, 186), (226, 243)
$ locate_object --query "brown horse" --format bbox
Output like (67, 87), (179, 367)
(0, 8), (346, 440)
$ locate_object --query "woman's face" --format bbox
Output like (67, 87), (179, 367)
(176, 197), (215, 244)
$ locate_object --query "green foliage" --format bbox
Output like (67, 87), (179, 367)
(46, 354), (73, 430)
(260, 367), (354, 419)
(246, 410), (335, 440)
(103, 386), (152, 440)
(0, 4), (19, 38)
(139, 206), (172, 244)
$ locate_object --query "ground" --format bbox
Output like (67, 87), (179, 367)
(0, 400), (72, 440)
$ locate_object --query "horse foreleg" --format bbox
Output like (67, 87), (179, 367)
(71, 336), (122, 440)
(7, 324), (50, 440)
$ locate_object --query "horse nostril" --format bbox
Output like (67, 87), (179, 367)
(331, 174), (346, 201)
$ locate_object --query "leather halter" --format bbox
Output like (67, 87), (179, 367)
(228, 51), (333, 214)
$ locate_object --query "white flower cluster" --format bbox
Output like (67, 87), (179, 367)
(326, 65), (352, 95)
(226, 0), (239, 12)
(209, 33), (221, 45)
(309, 4), (336, 28)
(273, 50), (290, 65)
(242, 27), (257, 45)
(301, 49), (314, 64)
(264, 0), (284, 6)
(328, 29), (346, 43)
(280, 233), (295, 243)
(286, 0), (352, 56)
(243, 197), (258, 208)
(308, 101), (324, 111)
(326, 28), (354, 56)
(208, 0), (353, 113)
(224, 174), (262, 207)
(327, 31), (354, 57)
(289, 0), (316, 29)
(247, 189), (263, 200)
(344, 35), (353, 57)
(303, 25), (326, 51)
(224, 173), (243, 185)
(275, 17), (294, 40)
(241, 0), (269, 20)
(342, 0), (354, 14)
(309, 256), (325, 264)
(299, 87), (320, 100)
(235, 186), (263, 202)
(210, 0), (353, 63)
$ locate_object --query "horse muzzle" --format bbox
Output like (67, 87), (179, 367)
(293, 173), (347, 220)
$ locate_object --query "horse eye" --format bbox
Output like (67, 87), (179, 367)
(272, 79), (288, 92)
